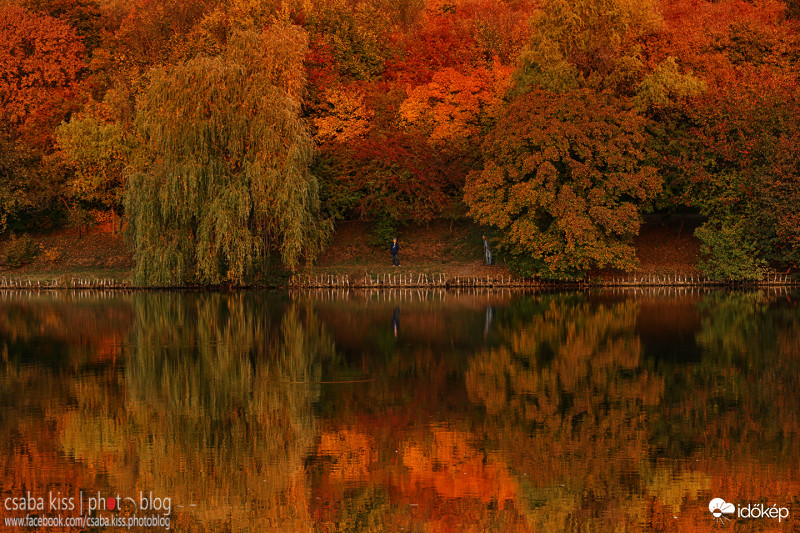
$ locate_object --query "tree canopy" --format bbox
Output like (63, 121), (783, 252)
(465, 89), (660, 278)
(1, 0), (799, 280)
(124, 25), (330, 285)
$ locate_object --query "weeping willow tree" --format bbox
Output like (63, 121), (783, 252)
(124, 25), (331, 285)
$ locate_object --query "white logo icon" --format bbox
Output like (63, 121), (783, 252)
(709, 498), (736, 523)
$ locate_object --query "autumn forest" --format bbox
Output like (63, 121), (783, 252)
(1, 0), (799, 284)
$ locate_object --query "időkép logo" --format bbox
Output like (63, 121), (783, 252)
(709, 497), (789, 524)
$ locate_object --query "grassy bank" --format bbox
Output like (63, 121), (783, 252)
(0, 216), (712, 287)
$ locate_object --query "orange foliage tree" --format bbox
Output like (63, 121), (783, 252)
(0, 3), (86, 228)
(399, 61), (512, 146)
(0, 3), (85, 146)
(464, 89), (660, 278)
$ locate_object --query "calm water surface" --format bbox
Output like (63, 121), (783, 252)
(0, 289), (798, 532)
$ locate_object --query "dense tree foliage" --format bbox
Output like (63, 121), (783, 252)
(513, 0), (662, 94)
(465, 89), (660, 277)
(0, 0), (798, 280)
(0, 3), (85, 145)
(0, 3), (85, 229)
(682, 68), (800, 279)
(55, 113), (127, 226)
(124, 26), (330, 285)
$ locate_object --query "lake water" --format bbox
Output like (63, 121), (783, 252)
(0, 288), (798, 532)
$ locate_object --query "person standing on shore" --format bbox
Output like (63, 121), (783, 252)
(391, 237), (400, 266)
(483, 235), (492, 265)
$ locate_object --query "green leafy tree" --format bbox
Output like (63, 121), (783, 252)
(0, 135), (41, 233)
(306, 0), (391, 81)
(464, 89), (660, 278)
(124, 25), (330, 286)
(513, 0), (662, 95)
(694, 221), (767, 281)
(56, 115), (128, 230)
(634, 56), (705, 113)
(634, 58), (706, 214)
(683, 68), (800, 278)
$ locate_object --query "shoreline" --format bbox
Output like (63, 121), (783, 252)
(1, 218), (797, 290)
(1, 271), (798, 291)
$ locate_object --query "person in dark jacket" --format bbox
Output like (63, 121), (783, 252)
(390, 237), (400, 266)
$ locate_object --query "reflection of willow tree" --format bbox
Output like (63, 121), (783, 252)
(58, 293), (334, 532)
(465, 296), (663, 530)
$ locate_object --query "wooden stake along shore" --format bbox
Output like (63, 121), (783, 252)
(0, 272), (798, 290)
(289, 272), (798, 289)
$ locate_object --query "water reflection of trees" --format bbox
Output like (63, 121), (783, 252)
(0, 293), (132, 365)
(3, 290), (800, 531)
(466, 296), (664, 530)
(654, 291), (800, 518)
(662, 291), (800, 455)
(312, 422), (532, 532)
(299, 290), (800, 530)
(59, 293), (333, 531)
(0, 294), (133, 524)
